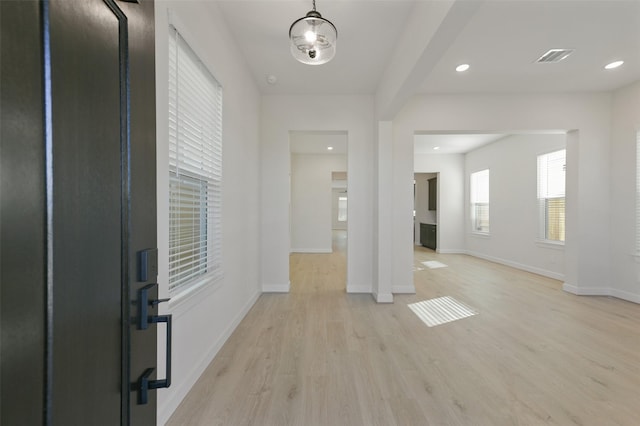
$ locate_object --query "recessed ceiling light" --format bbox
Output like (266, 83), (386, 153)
(605, 60), (624, 70)
(433, 146), (440, 150)
(327, 146), (333, 150)
(456, 64), (470, 72)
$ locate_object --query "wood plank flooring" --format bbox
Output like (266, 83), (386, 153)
(167, 234), (640, 425)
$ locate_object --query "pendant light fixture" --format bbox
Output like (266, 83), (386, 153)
(289, 0), (337, 65)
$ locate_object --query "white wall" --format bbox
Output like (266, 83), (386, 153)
(261, 95), (375, 294)
(290, 154), (347, 252)
(155, 2), (261, 423)
(610, 80), (640, 303)
(390, 93), (612, 296)
(464, 134), (566, 280)
(414, 155), (466, 253)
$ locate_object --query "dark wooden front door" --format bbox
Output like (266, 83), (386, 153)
(1, 0), (157, 424)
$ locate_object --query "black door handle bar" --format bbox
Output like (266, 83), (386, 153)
(136, 283), (172, 405)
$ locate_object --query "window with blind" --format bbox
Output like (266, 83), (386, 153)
(168, 25), (223, 296)
(470, 169), (490, 233)
(338, 197), (347, 222)
(537, 149), (565, 243)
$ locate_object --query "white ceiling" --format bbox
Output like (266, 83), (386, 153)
(414, 133), (507, 154)
(419, 0), (640, 94)
(216, 0), (640, 97)
(217, 0), (415, 95)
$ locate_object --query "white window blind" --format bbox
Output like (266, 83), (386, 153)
(470, 169), (490, 233)
(168, 25), (223, 296)
(537, 149), (565, 242)
(636, 133), (640, 252)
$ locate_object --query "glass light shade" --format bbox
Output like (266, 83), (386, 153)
(289, 10), (337, 65)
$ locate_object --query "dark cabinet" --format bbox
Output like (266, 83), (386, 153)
(420, 223), (437, 250)
(428, 177), (437, 211)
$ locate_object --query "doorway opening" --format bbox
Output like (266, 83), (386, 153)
(332, 171), (348, 254)
(412, 130), (568, 282)
(414, 172), (438, 250)
(289, 131), (348, 292)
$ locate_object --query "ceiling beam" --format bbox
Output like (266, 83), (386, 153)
(375, 0), (484, 120)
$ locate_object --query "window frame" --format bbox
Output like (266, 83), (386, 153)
(537, 149), (566, 244)
(470, 169), (490, 235)
(167, 24), (223, 299)
(337, 196), (348, 222)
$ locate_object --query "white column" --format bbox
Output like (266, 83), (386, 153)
(391, 125), (417, 294)
(374, 121), (394, 302)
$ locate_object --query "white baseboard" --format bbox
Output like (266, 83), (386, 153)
(467, 251), (564, 281)
(562, 283), (610, 296)
(561, 282), (581, 295)
(347, 284), (371, 293)
(290, 248), (332, 253)
(392, 285), (416, 294)
(436, 248), (466, 254)
(563, 283), (640, 304)
(262, 282), (290, 293)
(158, 290), (260, 425)
(611, 288), (640, 304)
(373, 292), (393, 303)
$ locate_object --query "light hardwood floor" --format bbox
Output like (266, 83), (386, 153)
(167, 233), (640, 425)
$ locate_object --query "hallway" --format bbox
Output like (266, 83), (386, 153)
(167, 241), (640, 426)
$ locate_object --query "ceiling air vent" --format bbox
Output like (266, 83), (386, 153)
(536, 49), (574, 63)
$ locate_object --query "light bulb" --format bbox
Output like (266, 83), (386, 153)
(304, 30), (317, 43)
